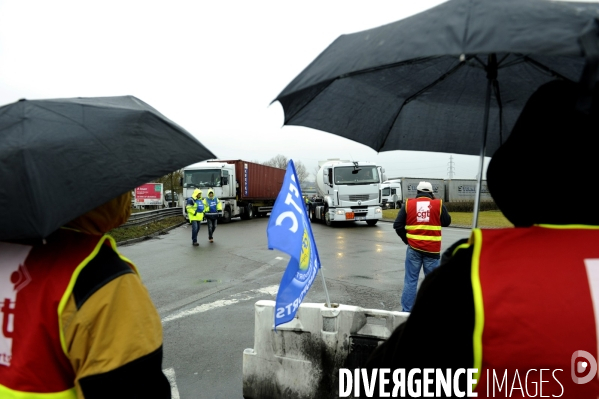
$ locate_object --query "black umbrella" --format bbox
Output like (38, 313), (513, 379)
(274, 0), (599, 226)
(0, 96), (216, 240)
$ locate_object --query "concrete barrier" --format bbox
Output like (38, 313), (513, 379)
(243, 300), (409, 399)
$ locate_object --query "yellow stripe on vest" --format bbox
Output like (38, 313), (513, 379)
(405, 225), (442, 231)
(0, 385), (76, 399)
(406, 233), (442, 241)
(471, 228), (484, 391)
(536, 224), (599, 230)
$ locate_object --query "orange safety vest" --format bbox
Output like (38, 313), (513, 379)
(471, 226), (599, 398)
(405, 198), (443, 253)
(0, 229), (136, 399)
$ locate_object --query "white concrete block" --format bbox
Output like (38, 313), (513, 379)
(242, 300), (408, 399)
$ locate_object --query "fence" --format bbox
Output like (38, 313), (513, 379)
(122, 207), (183, 227)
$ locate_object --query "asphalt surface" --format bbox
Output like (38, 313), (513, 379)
(118, 217), (471, 398)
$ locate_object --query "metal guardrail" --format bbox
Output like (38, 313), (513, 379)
(123, 207), (183, 227)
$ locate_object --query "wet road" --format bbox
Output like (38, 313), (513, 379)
(118, 217), (470, 398)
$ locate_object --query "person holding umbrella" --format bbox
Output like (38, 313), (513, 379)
(365, 79), (599, 397)
(0, 192), (171, 398)
(204, 189), (222, 243)
(393, 181), (451, 312)
(186, 188), (207, 246)
(0, 95), (216, 398)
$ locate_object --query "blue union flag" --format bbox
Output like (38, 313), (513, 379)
(267, 160), (321, 328)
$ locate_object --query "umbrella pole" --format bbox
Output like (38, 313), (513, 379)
(473, 55), (497, 229)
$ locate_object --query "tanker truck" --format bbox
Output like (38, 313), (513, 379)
(309, 159), (383, 226)
(180, 160), (285, 223)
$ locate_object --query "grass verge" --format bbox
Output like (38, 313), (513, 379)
(109, 216), (186, 242)
(382, 209), (513, 228)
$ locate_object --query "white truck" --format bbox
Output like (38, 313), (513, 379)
(164, 190), (181, 208)
(380, 180), (402, 209)
(309, 159), (383, 226)
(180, 160), (285, 223)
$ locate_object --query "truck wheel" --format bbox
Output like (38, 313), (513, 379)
(241, 204), (253, 220)
(324, 210), (336, 227)
(222, 206), (232, 223)
(366, 220), (378, 226)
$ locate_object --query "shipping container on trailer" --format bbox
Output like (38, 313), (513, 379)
(211, 160), (285, 201)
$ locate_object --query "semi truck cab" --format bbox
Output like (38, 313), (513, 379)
(312, 160), (383, 226)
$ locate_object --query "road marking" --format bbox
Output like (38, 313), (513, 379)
(163, 367), (180, 399)
(162, 285), (278, 323)
(157, 257), (285, 315)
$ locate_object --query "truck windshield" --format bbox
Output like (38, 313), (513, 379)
(334, 166), (379, 185)
(183, 169), (222, 188)
(165, 192), (179, 201)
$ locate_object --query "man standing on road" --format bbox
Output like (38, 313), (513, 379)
(186, 188), (206, 246)
(204, 189), (222, 243)
(393, 181), (451, 312)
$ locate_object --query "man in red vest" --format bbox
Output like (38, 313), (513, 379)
(366, 80), (599, 398)
(393, 181), (451, 312)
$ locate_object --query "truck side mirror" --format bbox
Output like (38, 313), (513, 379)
(179, 177), (183, 186)
(327, 169), (333, 185)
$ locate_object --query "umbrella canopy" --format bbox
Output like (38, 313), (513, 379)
(0, 96), (216, 240)
(275, 0), (599, 156)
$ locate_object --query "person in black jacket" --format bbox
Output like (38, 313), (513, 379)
(365, 79), (599, 398)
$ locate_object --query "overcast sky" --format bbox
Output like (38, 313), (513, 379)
(0, 0), (496, 180)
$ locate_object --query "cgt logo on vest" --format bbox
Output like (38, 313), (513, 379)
(416, 201), (432, 223)
(0, 242), (33, 367)
(572, 350), (598, 385)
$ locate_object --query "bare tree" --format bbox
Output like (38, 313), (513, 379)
(154, 169), (184, 206)
(263, 154), (288, 169)
(295, 161), (309, 184)
(263, 154), (309, 185)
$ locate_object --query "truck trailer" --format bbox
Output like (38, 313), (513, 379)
(310, 159), (383, 226)
(444, 179), (493, 202)
(180, 160), (285, 223)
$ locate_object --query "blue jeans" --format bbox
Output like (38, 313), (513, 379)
(206, 217), (217, 239)
(401, 246), (440, 312)
(191, 220), (200, 243)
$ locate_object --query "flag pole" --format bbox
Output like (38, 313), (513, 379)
(320, 266), (332, 307)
